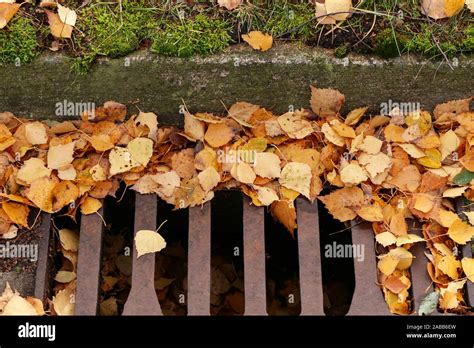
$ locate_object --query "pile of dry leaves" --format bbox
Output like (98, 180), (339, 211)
(0, 86), (473, 315)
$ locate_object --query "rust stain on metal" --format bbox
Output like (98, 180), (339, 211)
(34, 214), (52, 302)
(296, 198), (324, 315)
(187, 203), (211, 315)
(75, 206), (105, 315)
(122, 193), (163, 316)
(243, 199), (267, 315)
(347, 222), (389, 315)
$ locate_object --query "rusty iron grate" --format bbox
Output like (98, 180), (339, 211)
(33, 193), (474, 316)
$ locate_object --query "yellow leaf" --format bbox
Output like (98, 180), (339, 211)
(461, 257), (474, 282)
(464, 211), (474, 226)
(344, 107), (367, 126)
(0, 3), (20, 29)
(417, 148), (442, 169)
(256, 186), (279, 206)
(438, 255), (461, 279)
(25, 177), (58, 213)
(2, 295), (39, 315)
(2, 201), (29, 227)
(204, 122), (235, 148)
(25, 122), (48, 145)
(442, 186), (468, 198)
(47, 141), (75, 170)
(447, 219), (474, 244)
(57, 4), (77, 26)
(279, 162), (312, 199)
(90, 134), (114, 152)
(413, 193), (435, 213)
(444, 0), (465, 17)
(357, 204), (384, 222)
(321, 123), (345, 146)
(52, 287), (75, 315)
(340, 162), (368, 185)
(197, 167), (221, 192)
(437, 209), (461, 228)
(396, 234), (425, 246)
(278, 111), (313, 139)
(378, 255), (399, 276)
(80, 197), (102, 215)
(54, 271), (76, 283)
(17, 158), (52, 184)
(45, 10), (73, 39)
(325, 0), (352, 21)
(59, 229), (79, 252)
(217, 0), (242, 10)
(439, 130), (460, 160)
(242, 31), (273, 52)
(127, 137), (153, 167)
(183, 111), (205, 141)
(231, 162), (256, 184)
(330, 119), (355, 138)
(270, 200), (297, 235)
(135, 229), (167, 258)
(375, 231), (397, 247)
(358, 135), (382, 154)
(253, 152), (281, 178)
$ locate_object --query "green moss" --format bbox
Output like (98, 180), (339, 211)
(334, 43), (350, 58)
(372, 28), (407, 58)
(150, 13), (232, 58)
(0, 16), (39, 65)
(73, 0), (155, 73)
(258, 2), (315, 40)
(462, 26), (474, 51)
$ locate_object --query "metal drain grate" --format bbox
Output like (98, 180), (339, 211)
(32, 193), (474, 316)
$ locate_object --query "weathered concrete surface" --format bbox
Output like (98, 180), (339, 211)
(0, 43), (473, 126)
(0, 271), (35, 297)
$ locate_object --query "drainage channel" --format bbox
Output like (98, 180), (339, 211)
(32, 189), (474, 315)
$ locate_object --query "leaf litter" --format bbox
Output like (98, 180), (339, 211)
(0, 88), (473, 316)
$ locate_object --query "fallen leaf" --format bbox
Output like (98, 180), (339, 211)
(231, 162), (256, 184)
(204, 122), (235, 147)
(256, 186), (279, 206)
(135, 229), (167, 258)
(418, 291), (440, 315)
(127, 137), (153, 167)
(183, 112), (205, 141)
(461, 257), (474, 282)
(340, 162), (368, 185)
(47, 141), (75, 170)
(198, 167), (221, 192)
(277, 111), (313, 139)
(80, 197), (102, 215)
(253, 152), (281, 178)
(442, 186), (468, 198)
(375, 231), (397, 247)
(25, 177), (58, 213)
(321, 123), (345, 146)
(2, 295), (38, 315)
(279, 162), (312, 199)
(59, 229), (79, 252)
(357, 204), (384, 222)
(17, 158), (52, 184)
(54, 271), (76, 283)
(45, 10), (73, 39)
(57, 4), (77, 26)
(25, 122), (48, 145)
(2, 202), (29, 227)
(0, 3), (20, 29)
(270, 200), (297, 235)
(324, 0), (352, 21)
(310, 86), (345, 118)
(438, 255), (461, 279)
(447, 219), (474, 244)
(218, 0), (241, 10)
(242, 31), (273, 51)
(439, 130), (460, 160)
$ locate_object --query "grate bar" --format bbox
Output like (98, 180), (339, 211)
(33, 214), (52, 302)
(187, 203), (211, 315)
(296, 198), (324, 315)
(75, 206), (105, 315)
(347, 222), (389, 315)
(243, 199), (267, 315)
(122, 193), (162, 316)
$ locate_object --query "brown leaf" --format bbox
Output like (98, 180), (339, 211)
(310, 85), (345, 118)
